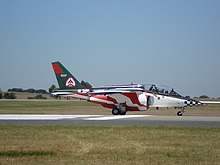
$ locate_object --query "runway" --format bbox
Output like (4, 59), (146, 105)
(0, 115), (220, 127)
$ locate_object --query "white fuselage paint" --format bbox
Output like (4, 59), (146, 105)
(138, 93), (147, 106)
(148, 93), (185, 108)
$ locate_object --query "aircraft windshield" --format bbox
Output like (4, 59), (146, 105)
(143, 84), (183, 98)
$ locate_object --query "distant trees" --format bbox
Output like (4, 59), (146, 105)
(4, 88), (49, 100)
(7, 85), (58, 94)
(199, 95), (209, 99)
(8, 88), (47, 94)
(8, 88), (23, 92)
(7, 88), (22, 92)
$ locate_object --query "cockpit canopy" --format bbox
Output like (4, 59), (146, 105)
(142, 84), (184, 98)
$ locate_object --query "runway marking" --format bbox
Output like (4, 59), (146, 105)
(0, 115), (102, 120)
(0, 115), (151, 121)
(85, 115), (151, 120)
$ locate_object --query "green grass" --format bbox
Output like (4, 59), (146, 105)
(0, 126), (220, 165)
(0, 100), (97, 110)
(0, 100), (107, 115)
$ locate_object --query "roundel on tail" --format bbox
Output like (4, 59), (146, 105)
(65, 78), (76, 87)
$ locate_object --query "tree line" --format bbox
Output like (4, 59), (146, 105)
(7, 88), (48, 94)
(0, 85), (57, 99)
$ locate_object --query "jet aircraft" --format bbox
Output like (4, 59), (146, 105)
(51, 61), (213, 116)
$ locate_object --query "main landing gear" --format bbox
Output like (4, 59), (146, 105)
(177, 107), (185, 116)
(112, 104), (127, 115)
(112, 108), (127, 115)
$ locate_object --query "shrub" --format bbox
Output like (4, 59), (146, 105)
(35, 94), (47, 99)
(28, 94), (47, 100)
(3, 92), (16, 99)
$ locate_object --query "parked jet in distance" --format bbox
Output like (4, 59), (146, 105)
(51, 61), (216, 116)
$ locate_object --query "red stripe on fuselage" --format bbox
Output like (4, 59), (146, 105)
(91, 95), (118, 104)
(52, 63), (64, 74)
(126, 106), (140, 111)
(101, 103), (116, 109)
(122, 93), (142, 106)
(88, 95), (118, 109)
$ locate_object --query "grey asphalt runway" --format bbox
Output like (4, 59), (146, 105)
(0, 115), (220, 127)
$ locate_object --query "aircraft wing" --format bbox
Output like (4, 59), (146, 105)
(89, 87), (144, 94)
(51, 91), (72, 96)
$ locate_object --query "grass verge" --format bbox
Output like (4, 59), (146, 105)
(0, 126), (219, 165)
(0, 100), (108, 115)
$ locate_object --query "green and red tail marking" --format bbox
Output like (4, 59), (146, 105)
(52, 61), (84, 90)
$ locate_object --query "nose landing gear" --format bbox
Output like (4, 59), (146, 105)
(177, 107), (185, 116)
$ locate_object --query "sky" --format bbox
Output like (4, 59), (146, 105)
(0, 0), (220, 98)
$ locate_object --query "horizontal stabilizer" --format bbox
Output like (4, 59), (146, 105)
(81, 81), (93, 89)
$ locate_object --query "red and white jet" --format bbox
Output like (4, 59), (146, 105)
(51, 61), (215, 116)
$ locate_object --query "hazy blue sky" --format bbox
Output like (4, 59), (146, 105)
(0, 0), (220, 97)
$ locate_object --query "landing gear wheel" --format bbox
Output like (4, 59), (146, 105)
(112, 108), (120, 115)
(177, 111), (183, 116)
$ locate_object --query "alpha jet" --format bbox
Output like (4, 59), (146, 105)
(51, 61), (203, 116)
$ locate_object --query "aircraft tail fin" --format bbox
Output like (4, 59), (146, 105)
(52, 61), (84, 90)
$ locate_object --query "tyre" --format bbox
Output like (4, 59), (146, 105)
(177, 111), (183, 116)
(112, 108), (119, 115)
